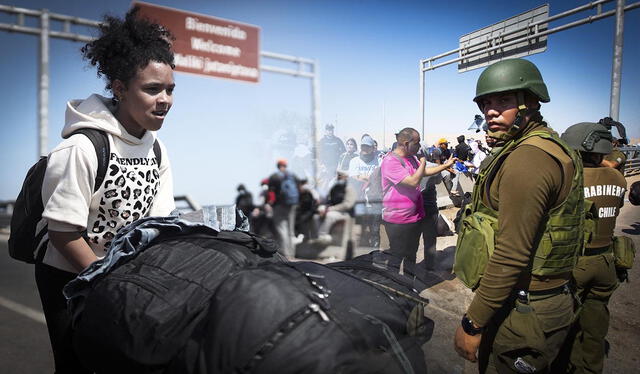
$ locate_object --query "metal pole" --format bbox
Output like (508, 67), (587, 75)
(311, 61), (320, 187)
(610, 0), (625, 121)
(419, 60), (425, 140)
(38, 9), (49, 158)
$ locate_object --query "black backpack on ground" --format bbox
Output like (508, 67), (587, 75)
(8, 130), (161, 263)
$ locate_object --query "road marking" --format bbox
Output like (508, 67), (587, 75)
(0, 296), (46, 325)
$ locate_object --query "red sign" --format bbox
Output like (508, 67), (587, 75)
(134, 1), (260, 83)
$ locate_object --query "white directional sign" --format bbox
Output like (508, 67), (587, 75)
(458, 4), (549, 72)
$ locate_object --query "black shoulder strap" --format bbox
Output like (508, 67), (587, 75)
(153, 139), (162, 167)
(71, 129), (110, 193)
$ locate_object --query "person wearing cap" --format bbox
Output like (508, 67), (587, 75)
(349, 134), (382, 247)
(436, 137), (461, 198)
(437, 138), (451, 162)
(268, 159), (300, 257)
(453, 58), (584, 373)
(560, 122), (627, 374)
(318, 123), (346, 182)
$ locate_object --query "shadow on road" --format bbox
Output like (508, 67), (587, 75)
(416, 246), (457, 289)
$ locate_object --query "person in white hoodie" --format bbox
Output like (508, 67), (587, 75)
(35, 8), (176, 373)
(464, 141), (487, 180)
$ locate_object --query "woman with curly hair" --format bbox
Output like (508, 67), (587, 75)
(35, 7), (176, 372)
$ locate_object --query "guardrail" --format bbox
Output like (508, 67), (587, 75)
(0, 195), (202, 228)
(173, 195), (201, 213)
(0, 200), (13, 228)
(620, 146), (640, 176)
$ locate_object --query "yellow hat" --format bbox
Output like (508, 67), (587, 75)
(438, 138), (448, 145)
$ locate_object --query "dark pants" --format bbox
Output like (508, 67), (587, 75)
(361, 214), (381, 248)
(35, 262), (92, 374)
(421, 204), (439, 270)
(569, 252), (618, 374)
(383, 218), (423, 263)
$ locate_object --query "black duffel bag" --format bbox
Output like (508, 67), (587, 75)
(72, 229), (281, 374)
(177, 259), (431, 374)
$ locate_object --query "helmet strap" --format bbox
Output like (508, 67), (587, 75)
(486, 92), (529, 142)
(511, 91), (528, 133)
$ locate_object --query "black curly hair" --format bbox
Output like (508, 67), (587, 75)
(81, 7), (175, 94)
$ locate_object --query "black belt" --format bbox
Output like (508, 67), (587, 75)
(582, 245), (611, 256)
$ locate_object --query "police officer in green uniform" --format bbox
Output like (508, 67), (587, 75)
(601, 138), (627, 174)
(453, 58), (584, 373)
(561, 122), (627, 374)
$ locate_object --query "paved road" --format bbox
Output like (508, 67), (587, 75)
(0, 232), (53, 373)
(0, 174), (636, 373)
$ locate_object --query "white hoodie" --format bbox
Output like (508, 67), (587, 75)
(41, 94), (175, 273)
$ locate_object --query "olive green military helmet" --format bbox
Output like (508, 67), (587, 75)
(473, 58), (550, 104)
(561, 122), (613, 154)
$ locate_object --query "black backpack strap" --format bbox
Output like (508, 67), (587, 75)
(153, 139), (162, 167)
(71, 129), (110, 193)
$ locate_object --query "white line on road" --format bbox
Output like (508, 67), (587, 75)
(0, 295), (46, 325)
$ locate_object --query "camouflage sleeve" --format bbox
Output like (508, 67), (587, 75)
(466, 145), (564, 327)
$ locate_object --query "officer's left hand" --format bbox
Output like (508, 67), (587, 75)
(454, 326), (481, 362)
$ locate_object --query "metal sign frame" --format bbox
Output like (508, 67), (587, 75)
(418, 0), (640, 140)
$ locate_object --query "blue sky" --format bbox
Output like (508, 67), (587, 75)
(1, 0), (639, 205)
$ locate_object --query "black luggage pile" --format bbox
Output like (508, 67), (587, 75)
(68, 218), (433, 374)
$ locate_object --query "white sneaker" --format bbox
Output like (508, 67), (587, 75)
(293, 234), (305, 245)
(317, 234), (333, 245)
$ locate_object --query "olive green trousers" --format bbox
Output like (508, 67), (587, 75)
(478, 290), (574, 373)
(569, 253), (618, 374)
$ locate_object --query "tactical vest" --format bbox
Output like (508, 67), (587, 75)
(454, 129), (584, 289)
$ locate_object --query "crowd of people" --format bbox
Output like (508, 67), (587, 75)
(18, 5), (637, 374)
(234, 126), (496, 259)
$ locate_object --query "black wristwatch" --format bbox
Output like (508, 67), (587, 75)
(461, 314), (483, 336)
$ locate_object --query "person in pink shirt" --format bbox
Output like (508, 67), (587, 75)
(381, 127), (455, 263)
